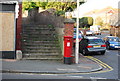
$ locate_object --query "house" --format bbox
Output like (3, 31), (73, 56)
(0, 0), (22, 59)
(83, 6), (118, 26)
(109, 13), (120, 37)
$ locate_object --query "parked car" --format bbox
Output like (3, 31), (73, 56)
(79, 36), (106, 55)
(86, 30), (95, 36)
(73, 28), (83, 43)
(103, 36), (120, 49)
(90, 25), (101, 35)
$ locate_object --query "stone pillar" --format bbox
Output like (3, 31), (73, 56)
(64, 19), (75, 37)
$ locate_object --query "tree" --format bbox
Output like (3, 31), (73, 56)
(22, 1), (37, 11)
(95, 16), (103, 26)
(36, 2), (48, 9)
(22, 1), (77, 14)
(87, 17), (93, 26)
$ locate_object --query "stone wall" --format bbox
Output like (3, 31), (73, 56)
(22, 8), (65, 28)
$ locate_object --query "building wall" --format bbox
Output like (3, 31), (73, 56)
(0, 2), (22, 59)
(16, 4), (22, 50)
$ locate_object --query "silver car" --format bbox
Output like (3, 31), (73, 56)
(79, 36), (106, 55)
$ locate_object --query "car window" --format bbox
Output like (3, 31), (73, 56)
(88, 39), (104, 44)
(109, 37), (120, 42)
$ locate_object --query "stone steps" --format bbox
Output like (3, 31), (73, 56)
(22, 25), (62, 60)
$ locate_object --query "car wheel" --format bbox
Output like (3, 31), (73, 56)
(82, 49), (87, 55)
(101, 51), (105, 55)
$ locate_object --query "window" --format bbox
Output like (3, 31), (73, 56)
(89, 39), (104, 44)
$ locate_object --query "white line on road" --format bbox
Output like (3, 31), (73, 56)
(66, 75), (83, 78)
(106, 50), (110, 52)
(117, 54), (120, 56)
(90, 77), (107, 79)
(40, 74), (58, 76)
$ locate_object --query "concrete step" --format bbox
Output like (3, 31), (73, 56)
(23, 27), (54, 30)
(22, 57), (62, 60)
(23, 50), (60, 53)
(22, 35), (56, 38)
(23, 42), (58, 45)
(22, 32), (55, 35)
(23, 24), (49, 28)
(22, 31), (55, 34)
(23, 53), (60, 56)
(22, 51), (61, 54)
(23, 43), (59, 45)
(22, 39), (58, 41)
(22, 39), (58, 42)
(22, 53), (62, 60)
(23, 49), (61, 53)
(22, 40), (57, 44)
(22, 46), (60, 50)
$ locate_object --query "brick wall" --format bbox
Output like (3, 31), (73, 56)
(64, 23), (74, 36)
(16, 4), (22, 50)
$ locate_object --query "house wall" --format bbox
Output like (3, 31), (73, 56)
(0, 2), (21, 59)
(16, 4), (22, 50)
(110, 26), (120, 37)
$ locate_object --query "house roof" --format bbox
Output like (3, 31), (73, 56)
(83, 6), (118, 17)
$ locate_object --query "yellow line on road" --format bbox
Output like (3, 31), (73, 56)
(59, 56), (114, 75)
(85, 56), (113, 71)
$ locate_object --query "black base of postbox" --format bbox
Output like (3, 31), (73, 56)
(64, 57), (73, 64)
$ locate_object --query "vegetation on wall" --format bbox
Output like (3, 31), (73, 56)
(22, 0), (86, 16)
(22, 1), (78, 15)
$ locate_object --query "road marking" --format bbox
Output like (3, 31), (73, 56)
(40, 74), (58, 76)
(90, 77), (107, 79)
(84, 56), (113, 74)
(106, 50), (110, 52)
(67, 75), (83, 78)
(57, 68), (78, 71)
(77, 66), (92, 69)
(117, 54), (120, 56)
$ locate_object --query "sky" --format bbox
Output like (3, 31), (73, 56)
(72, 0), (120, 17)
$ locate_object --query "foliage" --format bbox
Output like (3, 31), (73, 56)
(95, 16), (103, 26)
(22, 1), (37, 12)
(36, 2), (48, 9)
(22, 1), (77, 15)
(55, 10), (65, 16)
(87, 17), (93, 26)
(72, 17), (93, 28)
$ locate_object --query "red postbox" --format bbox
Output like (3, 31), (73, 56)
(64, 36), (73, 64)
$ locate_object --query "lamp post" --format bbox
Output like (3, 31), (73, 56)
(75, 0), (87, 64)
(75, 0), (80, 64)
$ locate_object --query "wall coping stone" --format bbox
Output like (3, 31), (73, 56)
(64, 18), (75, 24)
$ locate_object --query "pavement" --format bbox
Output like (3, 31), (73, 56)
(1, 55), (103, 74)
